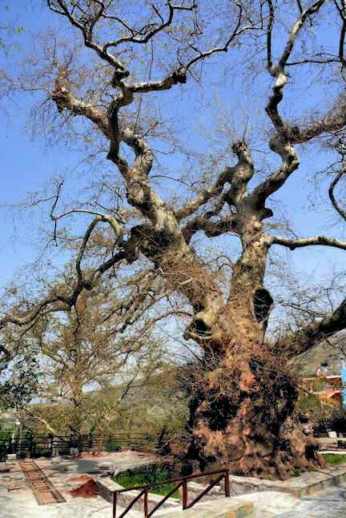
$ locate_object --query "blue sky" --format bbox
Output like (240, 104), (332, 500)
(0, 1), (345, 311)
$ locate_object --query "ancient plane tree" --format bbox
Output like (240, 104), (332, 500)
(1, 0), (346, 478)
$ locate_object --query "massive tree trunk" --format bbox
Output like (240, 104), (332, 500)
(184, 341), (323, 479)
(178, 235), (323, 479)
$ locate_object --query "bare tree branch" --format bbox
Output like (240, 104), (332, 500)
(279, 297), (346, 358)
(49, 179), (64, 244)
(334, 0), (346, 67)
(0, 221), (136, 333)
(288, 96), (346, 144)
(51, 68), (111, 136)
(271, 235), (346, 251)
(265, 0), (274, 70)
(103, 1), (197, 50)
(47, 0), (127, 71)
(250, 138), (299, 204)
(329, 169), (346, 220)
(182, 214), (238, 242)
(252, 1), (328, 206)
(128, 68), (188, 93)
(176, 168), (232, 221)
(176, 141), (254, 220)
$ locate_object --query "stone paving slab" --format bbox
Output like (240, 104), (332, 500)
(0, 487), (142, 517)
(155, 492), (302, 518)
(228, 464), (346, 497)
(276, 484), (346, 517)
(36, 450), (158, 477)
(156, 497), (254, 517)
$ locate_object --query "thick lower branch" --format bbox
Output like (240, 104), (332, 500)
(276, 297), (346, 358)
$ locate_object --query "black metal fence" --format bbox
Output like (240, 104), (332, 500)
(0, 432), (161, 460)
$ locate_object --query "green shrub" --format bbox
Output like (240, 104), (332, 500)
(105, 437), (121, 452)
(323, 453), (346, 465)
(115, 464), (180, 499)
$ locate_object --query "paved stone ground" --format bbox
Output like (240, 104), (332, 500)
(231, 482), (346, 518)
(276, 482), (346, 518)
(3, 485), (346, 518)
(0, 484), (143, 517)
(1, 455), (346, 517)
(0, 451), (156, 518)
(1, 483), (346, 517)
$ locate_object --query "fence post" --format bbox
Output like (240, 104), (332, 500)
(182, 479), (188, 510)
(144, 488), (149, 518)
(32, 438), (36, 458)
(28, 434), (33, 459)
(49, 435), (53, 457)
(224, 470), (230, 497)
(112, 491), (117, 518)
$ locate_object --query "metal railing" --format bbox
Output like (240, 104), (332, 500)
(112, 468), (230, 518)
(0, 432), (159, 459)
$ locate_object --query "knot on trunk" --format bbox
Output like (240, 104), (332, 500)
(253, 288), (273, 323)
(172, 67), (187, 84)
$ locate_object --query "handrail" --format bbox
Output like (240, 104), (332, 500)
(114, 467), (230, 493)
(187, 473), (224, 509)
(112, 468), (230, 518)
(148, 481), (184, 517)
(113, 487), (148, 518)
